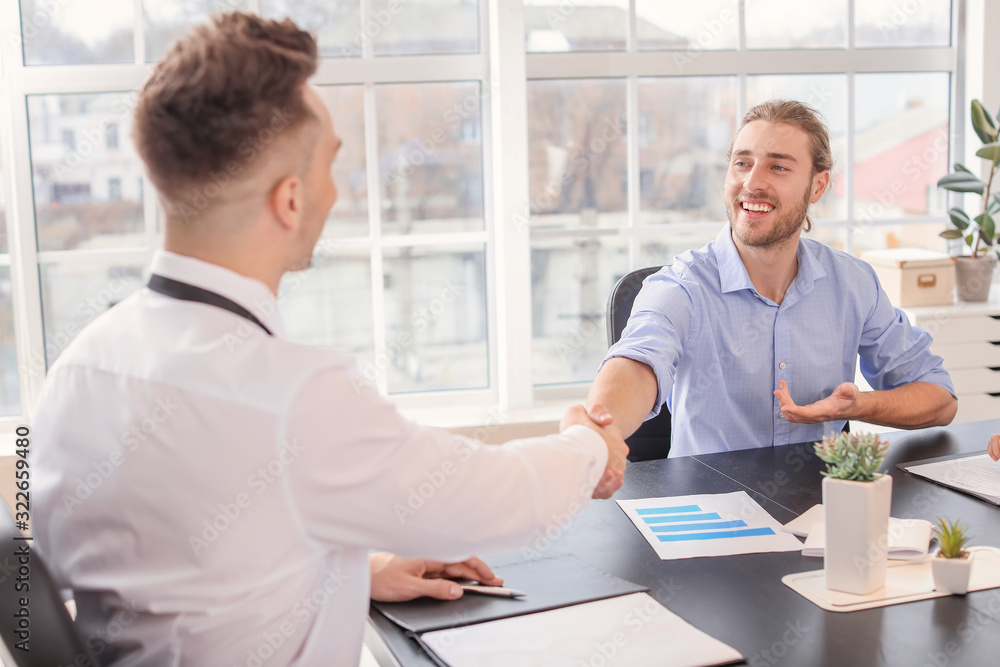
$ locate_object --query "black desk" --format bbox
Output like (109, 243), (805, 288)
(368, 420), (1000, 667)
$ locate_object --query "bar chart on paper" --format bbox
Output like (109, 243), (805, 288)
(618, 492), (803, 560)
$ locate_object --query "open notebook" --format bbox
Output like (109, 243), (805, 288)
(784, 504), (935, 560)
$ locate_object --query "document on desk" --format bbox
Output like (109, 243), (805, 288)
(419, 592), (743, 667)
(900, 453), (1000, 506)
(617, 491), (803, 560)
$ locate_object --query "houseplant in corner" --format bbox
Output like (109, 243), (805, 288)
(931, 516), (975, 595)
(938, 99), (1000, 302)
(815, 432), (891, 595)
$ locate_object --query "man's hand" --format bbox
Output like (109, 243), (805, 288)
(774, 380), (859, 424)
(561, 403), (628, 499)
(989, 434), (1000, 462)
(369, 552), (503, 602)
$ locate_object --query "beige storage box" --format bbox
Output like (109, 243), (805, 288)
(861, 248), (955, 308)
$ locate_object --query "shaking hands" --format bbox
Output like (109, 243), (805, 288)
(561, 403), (628, 499)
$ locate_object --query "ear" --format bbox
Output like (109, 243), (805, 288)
(809, 170), (830, 203)
(269, 173), (303, 232)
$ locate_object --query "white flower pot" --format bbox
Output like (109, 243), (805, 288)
(931, 551), (974, 595)
(822, 474), (893, 595)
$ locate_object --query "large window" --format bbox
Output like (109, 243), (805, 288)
(0, 0), (979, 442)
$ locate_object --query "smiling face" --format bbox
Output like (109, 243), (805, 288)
(724, 120), (829, 251)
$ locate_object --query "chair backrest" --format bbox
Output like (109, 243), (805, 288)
(605, 266), (672, 461)
(606, 266), (662, 347)
(0, 503), (99, 666)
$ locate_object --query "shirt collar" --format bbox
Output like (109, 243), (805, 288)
(714, 223), (828, 298)
(148, 251), (286, 339)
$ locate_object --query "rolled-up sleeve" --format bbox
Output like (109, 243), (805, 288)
(602, 273), (696, 419)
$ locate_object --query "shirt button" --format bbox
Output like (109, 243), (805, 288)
(778, 411), (785, 419)
(779, 362), (787, 369)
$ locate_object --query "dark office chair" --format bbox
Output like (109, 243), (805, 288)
(606, 266), (673, 462)
(0, 503), (99, 666)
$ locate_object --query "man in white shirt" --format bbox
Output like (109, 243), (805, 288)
(30, 12), (627, 666)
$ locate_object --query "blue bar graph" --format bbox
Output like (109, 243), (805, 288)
(650, 520), (748, 533)
(657, 527), (776, 542)
(643, 513), (721, 524)
(636, 505), (701, 515)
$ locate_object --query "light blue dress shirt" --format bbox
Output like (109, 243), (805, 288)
(605, 225), (956, 457)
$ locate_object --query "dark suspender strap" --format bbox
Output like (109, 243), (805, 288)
(147, 274), (274, 337)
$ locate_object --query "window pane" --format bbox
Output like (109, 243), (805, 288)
(376, 82), (484, 235)
(258, 0), (362, 58)
(810, 224), (847, 252)
(373, 0), (479, 56)
(640, 226), (722, 268)
(745, 0), (847, 50)
(532, 235), (627, 385)
(856, 0), (951, 48)
(853, 73), (950, 223)
(746, 74), (848, 222)
(39, 261), (146, 368)
(0, 267), (19, 416)
(317, 86), (369, 238)
(143, 1), (249, 62)
(524, 0), (627, 52)
(20, 0), (134, 65)
(638, 76), (737, 224)
(636, 0), (738, 52)
(383, 246), (488, 393)
(281, 247), (373, 361)
(527, 79), (628, 230)
(28, 93), (145, 252)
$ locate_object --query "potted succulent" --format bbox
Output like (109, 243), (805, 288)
(815, 432), (891, 595)
(931, 516), (975, 595)
(938, 99), (1000, 302)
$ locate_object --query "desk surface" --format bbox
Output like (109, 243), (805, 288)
(369, 420), (1000, 667)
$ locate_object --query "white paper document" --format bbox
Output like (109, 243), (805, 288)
(617, 492), (803, 560)
(798, 513), (935, 560)
(903, 454), (1000, 505)
(420, 592), (743, 667)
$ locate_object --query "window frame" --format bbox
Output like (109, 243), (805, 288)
(0, 0), (994, 448)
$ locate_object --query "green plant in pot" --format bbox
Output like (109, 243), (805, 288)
(938, 99), (1000, 302)
(931, 516), (975, 595)
(815, 432), (892, 594)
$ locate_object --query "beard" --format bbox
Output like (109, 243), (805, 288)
(727, 185), (811, 250)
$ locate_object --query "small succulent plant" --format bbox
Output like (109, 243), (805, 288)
(936, 516), (973, 559)
(814, 432), (889, 482)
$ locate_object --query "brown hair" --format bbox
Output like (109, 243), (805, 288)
(132, 11), (319, 207)
(730, 100), (833, 232)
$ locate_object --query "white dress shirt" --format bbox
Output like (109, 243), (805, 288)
(31, 251), (607, 667)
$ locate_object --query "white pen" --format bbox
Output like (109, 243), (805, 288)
(460, 584), (527, 598)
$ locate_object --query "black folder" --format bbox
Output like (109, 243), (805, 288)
(372, 553), (647, 634)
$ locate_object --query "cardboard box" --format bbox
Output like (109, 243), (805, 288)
(861, 248), (955, 308)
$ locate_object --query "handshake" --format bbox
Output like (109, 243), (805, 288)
(561, 403), (629, 499)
